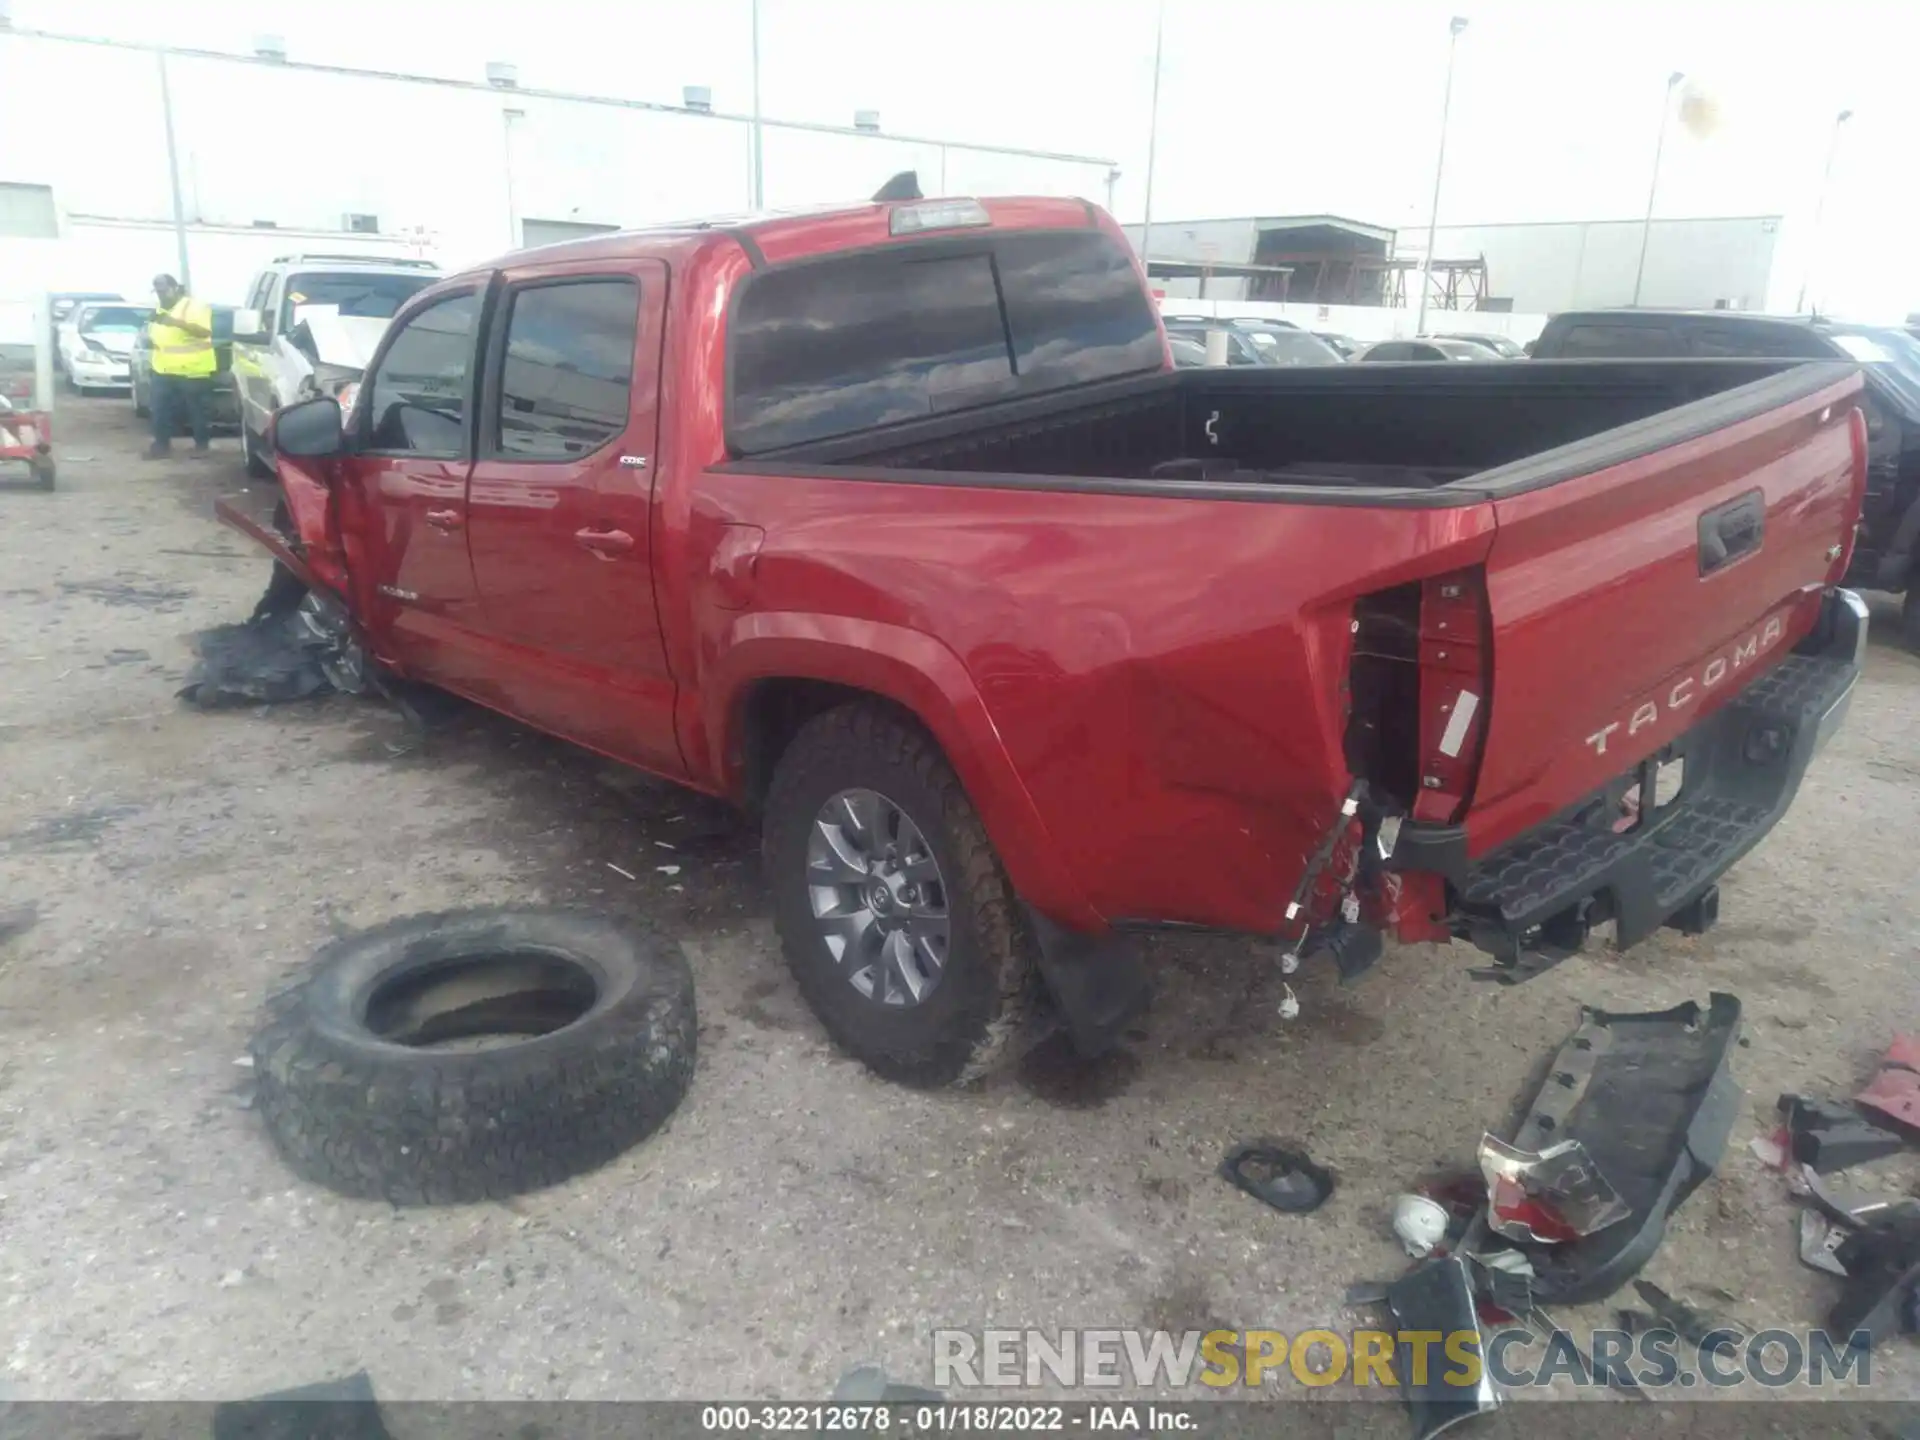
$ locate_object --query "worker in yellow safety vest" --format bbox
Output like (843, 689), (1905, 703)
(144, 273), (218, 460)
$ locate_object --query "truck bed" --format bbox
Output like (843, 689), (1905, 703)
(751, 358), (1824, 502)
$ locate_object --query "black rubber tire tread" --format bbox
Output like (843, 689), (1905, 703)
(251, 907), (696, 1205)
(764, 701), (1040, 1088)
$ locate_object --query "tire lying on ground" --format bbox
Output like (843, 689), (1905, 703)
(251, 908), (696, 1204)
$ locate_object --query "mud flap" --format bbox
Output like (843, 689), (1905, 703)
(1512, 993), (1743, 1305)
(1022, 906), (1151, 1058)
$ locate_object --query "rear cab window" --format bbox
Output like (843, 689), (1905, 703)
(726, 228), (1163, 454)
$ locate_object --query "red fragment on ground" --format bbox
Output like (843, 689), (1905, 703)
(1856, 1035), (1920, 1132)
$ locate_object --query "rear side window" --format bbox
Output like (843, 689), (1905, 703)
(728, 229), (1161, 454)
(366, 291), (478, 455)
(1553, 323), (1682, 357)
(491, 279), (639, 460)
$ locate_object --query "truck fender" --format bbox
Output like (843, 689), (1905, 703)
(702, 613), (1105, 932)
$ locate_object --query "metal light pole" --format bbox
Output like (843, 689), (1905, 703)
(1631, 70), (1685, 306)
(1413, 16), (1468, 336)
(1137, 0), (1166, 278)
(1795, 108), (1853, 315)
(155, 47), (192, 288)
(502, 107), (524, 248)
(749, 0), (764, 209)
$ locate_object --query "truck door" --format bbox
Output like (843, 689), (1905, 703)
(463, 258), (682, 778)
(343, 285), (488, 679)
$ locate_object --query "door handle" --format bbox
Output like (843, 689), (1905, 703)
(424, 508), (463, 531)
(575, 527), (635, 558)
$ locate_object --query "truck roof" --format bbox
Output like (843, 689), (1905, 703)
(464, 195), (1103, 278)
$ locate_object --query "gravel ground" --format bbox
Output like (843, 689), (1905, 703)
(3, 397), (1919, 1410)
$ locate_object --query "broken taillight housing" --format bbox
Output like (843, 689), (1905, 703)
(1345, 566), (1490, 824)
(1413, 568), (1491, 824)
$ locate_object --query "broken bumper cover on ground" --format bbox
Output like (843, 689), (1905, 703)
(1392, 587), (1867, 972)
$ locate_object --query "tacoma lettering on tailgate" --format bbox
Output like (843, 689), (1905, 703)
(1584, 612), (1788, 756)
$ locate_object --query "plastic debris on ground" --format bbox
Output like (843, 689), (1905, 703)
(1858, 1035), (1920, 1135)
(1218, 1141), (1335, 1214)
(1478, 1134), (1631, 1244)
(1778, 1091), (1909, 1172)
(1348, 993), (1743, 1435)
(1392, 1193), (1451, 1258)
(179, 592), (365, 710)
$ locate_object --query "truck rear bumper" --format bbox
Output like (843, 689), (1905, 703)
(1393, 587), (1866, 972)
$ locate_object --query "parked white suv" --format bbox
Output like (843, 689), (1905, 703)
(230, 254), (439, 476)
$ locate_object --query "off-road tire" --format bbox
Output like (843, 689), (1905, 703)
(243, 422), (273, 481)
(764, 702), (1041, 1088)
(251, 907), (697, 1204)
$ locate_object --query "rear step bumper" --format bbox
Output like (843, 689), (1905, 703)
(1393, 588), (1867, 975)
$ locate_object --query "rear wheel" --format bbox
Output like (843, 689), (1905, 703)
(764, 702), (1040, 1088)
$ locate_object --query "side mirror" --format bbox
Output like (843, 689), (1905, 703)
(273, 396), (344, 459)
(232, 307), (267, 343)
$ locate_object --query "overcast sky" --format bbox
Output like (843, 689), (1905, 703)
(23, 0), (1919, 317)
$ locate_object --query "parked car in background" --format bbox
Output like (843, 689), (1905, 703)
(1164, 319), (1343, 366)
(1428, 332), (1526, 359)
(1353, 338), (1493, 362)
(1313, 332), (1363, 359)
(1167, 334), (1211, 368)
(231, 254), (441, 477)
(223, 192), (1867, 1089)
(57, 302), (147, 394)
(47, 291), (123, 369)
(130, 311), (242, 432)
(1532, 307), (1920, 644)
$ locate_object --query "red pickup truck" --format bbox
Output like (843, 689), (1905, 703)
(220, 194), (1870, 1088)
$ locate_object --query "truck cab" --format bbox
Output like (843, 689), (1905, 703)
(222, 196), (1869, 1090)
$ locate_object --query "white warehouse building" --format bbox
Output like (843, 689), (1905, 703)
(0, 24), (1116, 305)
(1400, 216), (1785, 315)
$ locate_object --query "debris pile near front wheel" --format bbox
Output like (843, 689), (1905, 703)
(249, 907), (697, 1205)
(178, 588), (365, 709)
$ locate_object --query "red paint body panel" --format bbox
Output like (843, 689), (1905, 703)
(1469, 376), (1861, 853)
(216, 194), (1869, 950)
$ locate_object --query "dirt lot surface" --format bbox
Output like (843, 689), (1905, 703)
(3, 397), (1920, 1410)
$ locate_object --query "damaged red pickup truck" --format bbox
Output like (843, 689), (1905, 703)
(220, 195), (1870, 1088)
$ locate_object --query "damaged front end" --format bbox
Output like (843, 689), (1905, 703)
(180, 585), (370, 709)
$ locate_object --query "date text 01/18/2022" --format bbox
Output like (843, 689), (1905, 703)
(698, 1405), (1193, 1432)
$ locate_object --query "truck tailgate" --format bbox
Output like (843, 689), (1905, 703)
(1466, 363), (1865, 853)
